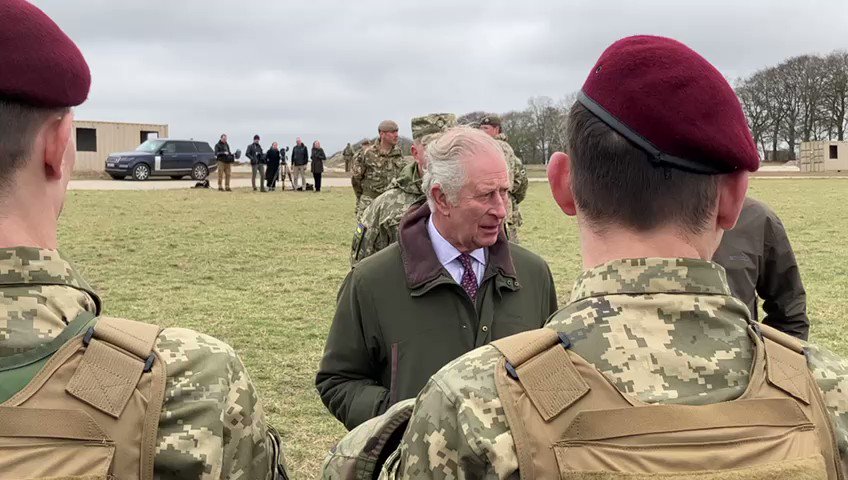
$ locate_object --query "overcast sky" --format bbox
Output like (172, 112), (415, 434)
(35, 0), (848, 154)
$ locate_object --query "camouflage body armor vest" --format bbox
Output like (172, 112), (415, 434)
(0, 313), (166, 480)
(492, 323), (844, 480)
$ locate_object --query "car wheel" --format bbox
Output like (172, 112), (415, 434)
(132, 163), (151, 181)
(170, 175), (185, 180)
(109, 174), (126, 180)
(191, 163), (209, 180)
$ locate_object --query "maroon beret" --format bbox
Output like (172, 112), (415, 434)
(578, 35), (759, 173)
(0, 0), (91, 107)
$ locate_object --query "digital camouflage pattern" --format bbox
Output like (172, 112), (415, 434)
(350, 161), (424, 266)
(352, 144), (406, 220)
(385, 258), (848, 479)
(495, 133), (528, 244)
(0, 247), (277, 480)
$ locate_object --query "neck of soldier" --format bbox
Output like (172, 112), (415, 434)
(578, 220), (714, 270)
(379, 140), (393, 154)
(0, 198), (59, 250)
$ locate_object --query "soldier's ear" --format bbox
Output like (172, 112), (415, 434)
(548, 152), (576, 216)
(716, 171), (749, 231)
(42, 110), (74, 181)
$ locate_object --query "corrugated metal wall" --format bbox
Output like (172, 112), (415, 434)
(73, 121), (169, 172)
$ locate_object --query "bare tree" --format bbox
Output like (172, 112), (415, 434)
(824, 51), (848, 140)
(736, 72), (772, 157)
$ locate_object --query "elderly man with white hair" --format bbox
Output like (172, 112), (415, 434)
(316, 126), (558, 430)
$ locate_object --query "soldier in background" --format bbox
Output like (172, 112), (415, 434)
(351, 120), (405, 219)
(323, 35), (848, 480)
(0, 2), (286, 478)
(479, 114), (529, 243)
(343, 142), (354, 172)
(714, 197), (809, 339)
(350, 113), (456, 266)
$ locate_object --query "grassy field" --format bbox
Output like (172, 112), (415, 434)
(58, 179), (848, 478)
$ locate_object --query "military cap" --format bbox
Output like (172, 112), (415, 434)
(0, 0), (91, 108)
(378, 120), (399, 132)
(479, 114), (502, 128)
(411, 113), (456, 144)
(578, 35), (759, 173)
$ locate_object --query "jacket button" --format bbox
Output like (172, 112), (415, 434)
(482, 326), (489, 332)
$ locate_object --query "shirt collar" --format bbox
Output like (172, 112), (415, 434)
(569, 257), (733, 304)
(0, 247), (95, 288)
(427, 215), (486, 267)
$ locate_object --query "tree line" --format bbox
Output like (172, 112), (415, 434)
(460, 51), (847, 165)
(736, 51), (848, 161)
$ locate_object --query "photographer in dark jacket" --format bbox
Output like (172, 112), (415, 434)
(265, 142), (282, 191)
(291, 137), (308, 191)
(311, 140), (326, 192)
(214, 134), (233, 191)
(246, 134), (266, 192)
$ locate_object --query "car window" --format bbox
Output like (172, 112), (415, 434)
(176, 141), (197, 153)
(195, 142), (213, 153)
(160, 142), (177, 154)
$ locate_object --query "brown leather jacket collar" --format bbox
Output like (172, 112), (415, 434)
(398, 203), (517, 290)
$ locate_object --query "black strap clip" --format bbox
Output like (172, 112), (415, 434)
(82, 326), (96, 347)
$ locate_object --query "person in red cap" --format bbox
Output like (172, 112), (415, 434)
(322, 35), (848, 479)
(0, 1), (286, 478)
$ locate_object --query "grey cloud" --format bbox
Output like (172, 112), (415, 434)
(33, 0), (848, 154)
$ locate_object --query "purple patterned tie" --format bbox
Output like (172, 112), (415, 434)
(458, 254), (478, 302)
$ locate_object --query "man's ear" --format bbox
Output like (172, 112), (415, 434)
(42, 111), (73, 180)
(430, 185), (452, 216)
(716, 171), (749, 231)
(547, 151), (576, 216)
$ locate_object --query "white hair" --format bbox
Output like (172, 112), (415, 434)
(422, 126), (506, 210)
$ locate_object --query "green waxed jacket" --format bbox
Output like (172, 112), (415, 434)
(316, 203), (558, 430)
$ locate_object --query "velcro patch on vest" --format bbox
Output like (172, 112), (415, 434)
(66, 338), (144, 418)
(518, 345), (589, 421)
(764, 338), (811, 405)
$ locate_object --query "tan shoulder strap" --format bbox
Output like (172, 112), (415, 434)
(492, 328), (589, 421)
(66, 317), (163, 418)
(759, 324), (811, 405)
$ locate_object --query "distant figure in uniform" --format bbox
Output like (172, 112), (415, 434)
(714, 197), (808, 339)
(343, 142), (354, 172)
(317, 127), (557, 431)
(479, 114), (529, 243)
(323, 36), (848, 480)
(351, 120), (405, 220)
(246, 134), (266, 192)
(0, 2), (286, 478)
(350, 113), (457, 266)
(214, 133), (233, 191)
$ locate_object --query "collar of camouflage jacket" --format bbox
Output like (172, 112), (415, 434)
(398, 203), (516, 290)
(0, 247), (101, 311)
(389, 161), (423, 196)
(568, 258), (734, 304)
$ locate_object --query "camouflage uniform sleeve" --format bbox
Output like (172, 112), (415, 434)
(390, 347), (515, 480)
(153, 327), (271, 480)
(351, 201), (394, 266)
(351, 151), (365, 197)
(510, 155), (527, 205)
(806, 342), (848, 466)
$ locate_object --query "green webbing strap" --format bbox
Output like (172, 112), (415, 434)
(0, 311), (97, 403)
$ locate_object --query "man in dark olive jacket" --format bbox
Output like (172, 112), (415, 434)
(316, 127), (558, 430)
(713, 197), (808, 339)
